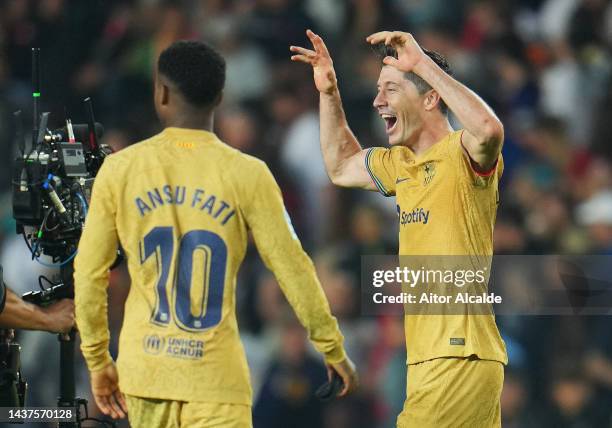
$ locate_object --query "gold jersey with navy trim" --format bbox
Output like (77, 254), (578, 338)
(74, 127), (346, 405)
(365, 130), (507, 365)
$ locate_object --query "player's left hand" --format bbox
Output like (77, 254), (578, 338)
(366, 31), (426, 73)
(90, 363), (127, 419)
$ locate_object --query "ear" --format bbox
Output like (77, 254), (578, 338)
(213, 90), (223, 107)
(423, 89), (441, 112)
(160, 83), (170, 106)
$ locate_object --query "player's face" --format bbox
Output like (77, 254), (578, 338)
(374, 65), (424, 146)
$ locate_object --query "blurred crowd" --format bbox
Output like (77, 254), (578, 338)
(1, 0), (612, 427)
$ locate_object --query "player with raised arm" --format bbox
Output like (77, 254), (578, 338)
(74, 40), (357, 428)
(291, 30), (507, 427)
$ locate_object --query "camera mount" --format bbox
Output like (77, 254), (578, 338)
(12, 48), (117, 428)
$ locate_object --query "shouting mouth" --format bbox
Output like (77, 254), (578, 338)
(381, 113), (397, 134)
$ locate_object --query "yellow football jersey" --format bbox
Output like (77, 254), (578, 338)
(74, 127), (346, 405)
(366, 130), (507, 365)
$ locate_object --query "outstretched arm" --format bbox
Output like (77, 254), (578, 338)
(367, 31), (504, 170)
(291, 30), (376, 189)
(0, 284), (74, 333)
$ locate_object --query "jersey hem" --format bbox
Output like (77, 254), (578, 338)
(119, 384), (252, 406)
(407, 351), (508, 366)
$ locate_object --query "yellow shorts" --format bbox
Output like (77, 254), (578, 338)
(125, 395), (252, 428)
(397, 356), (504, 428)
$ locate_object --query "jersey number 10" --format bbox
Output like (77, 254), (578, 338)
(140, 226), (228, 331)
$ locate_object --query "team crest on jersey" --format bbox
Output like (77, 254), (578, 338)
(422, 162), (436, 186)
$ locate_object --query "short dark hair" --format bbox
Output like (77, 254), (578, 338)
(374, 43), (452, 115)
(158, 40), (226, 108)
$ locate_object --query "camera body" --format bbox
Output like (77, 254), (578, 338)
(12, 122), (109, 262)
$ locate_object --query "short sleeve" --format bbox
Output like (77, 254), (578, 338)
(453, 130), (503, 187)
(365, 147), (397, 196)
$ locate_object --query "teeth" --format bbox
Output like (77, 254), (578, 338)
(381, 114), (395, 119)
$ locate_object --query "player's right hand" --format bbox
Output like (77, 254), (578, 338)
(42, 298), (75, 333)
(290, 29), (338, 95)
(327, 356), (359, 397)
(366, 31), (427, 73)
(90, 363), (128, 419)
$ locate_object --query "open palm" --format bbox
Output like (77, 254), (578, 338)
(290, 30), (337, 94)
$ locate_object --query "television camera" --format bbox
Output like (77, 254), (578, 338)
(8, 48), (117, 428)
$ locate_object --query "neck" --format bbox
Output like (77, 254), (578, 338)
(406, 117), (453, 156)
(165, 110), (214, 132)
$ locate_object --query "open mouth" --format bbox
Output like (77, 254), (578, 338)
(381, 114), (397, 134)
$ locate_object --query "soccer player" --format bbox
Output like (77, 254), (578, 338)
(74, 40), (357, 427)
(291, 30), (507, 427)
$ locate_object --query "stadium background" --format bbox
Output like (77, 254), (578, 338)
(1, 0), (611, 427)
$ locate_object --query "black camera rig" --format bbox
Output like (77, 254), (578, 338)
(9, 48), (117, 428)
(13, 101), (109, 265)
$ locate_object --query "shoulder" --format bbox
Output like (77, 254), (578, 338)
(444, 129), (477, 165)
(368, 145), (412, 163)
(215, 141), (267, 173)
(102, 133), (161, 168)
(213, 143), (274, 190)
(239, 152), (268, 170)
(440, 129), (465, 156)
(234, 152), (273, 184)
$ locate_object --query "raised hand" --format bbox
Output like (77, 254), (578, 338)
(366, 31), (427, 73)
(290, 29), (338, 95)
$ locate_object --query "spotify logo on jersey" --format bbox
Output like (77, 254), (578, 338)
(398, 207), (430, 226)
